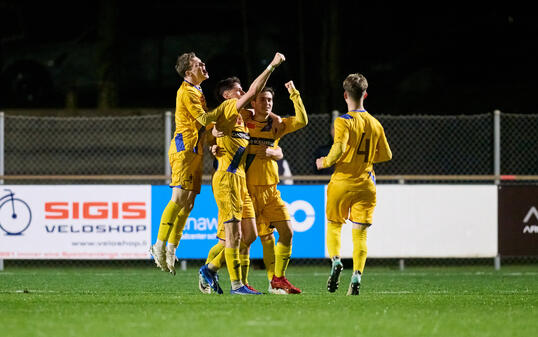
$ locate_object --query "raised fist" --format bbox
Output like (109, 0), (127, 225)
(285, 81), (295, 93)
(270, 53), (286, 68)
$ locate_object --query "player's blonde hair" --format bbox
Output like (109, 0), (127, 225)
(175, 52), (197, 78)
(343, 73), (368, 101)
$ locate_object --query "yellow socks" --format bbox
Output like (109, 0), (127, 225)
(240, 254), (250, 285)
(352, 228), (368, 273)
(209, 249), (226, 270)
(206, 242), (225, 265)
(326, 221), (343, 258)
(167, 208), (188, 246)
(261, 236), (276, 281)
(224, 247), (241, 284)
(156, 201), (180, 242)
(274, 242), (291, 278)
(239, 241), (250, 284)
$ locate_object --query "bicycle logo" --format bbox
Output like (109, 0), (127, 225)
(0, 189), (32, 235)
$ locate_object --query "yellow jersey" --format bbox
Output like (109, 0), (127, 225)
(324, 109), (391, 185)
(245, 89), (308, 185)
(168, 80), (208, 156)
(211, 99), (250, 178)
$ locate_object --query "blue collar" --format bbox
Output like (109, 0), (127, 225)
(183, 80), (203, 94)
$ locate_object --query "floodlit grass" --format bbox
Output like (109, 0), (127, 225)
(1, 264), (537, 337)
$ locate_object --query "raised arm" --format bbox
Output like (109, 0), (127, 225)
(236, 53), (286, 111)
(285, 81), (308, 128)
(316, 118), (349, 169)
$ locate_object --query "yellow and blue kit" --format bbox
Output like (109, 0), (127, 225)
(209, 99), (256, 240)
(245, 88), (308, 236)
(322, 109), (392, 225)
(168, 80), (209, 193)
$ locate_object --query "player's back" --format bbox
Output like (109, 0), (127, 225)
(331, 110), (389, 186)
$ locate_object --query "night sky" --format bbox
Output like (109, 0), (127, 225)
(1, 1), (536, 115)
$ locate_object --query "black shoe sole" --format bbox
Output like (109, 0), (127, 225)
(327, 264), (343, 292)
(347, 283), (360, 295)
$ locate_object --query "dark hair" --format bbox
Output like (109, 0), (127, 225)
(214, 77), (241, 103)
(175, 52), (196, 78)
(255, 87), (274, 99)
(343, 73), (368, 101)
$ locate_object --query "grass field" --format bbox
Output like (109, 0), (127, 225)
(1, 264), (537, 337)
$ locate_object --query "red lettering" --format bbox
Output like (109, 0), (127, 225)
(45, 201), (146, 219)
(83, 202), (108, 219)
(122, 202), (146, 219)
(112, 202), (119, 219)
(45, 202), (69, 219)
(73, 202), (79, 219)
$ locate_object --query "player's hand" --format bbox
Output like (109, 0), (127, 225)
(284, 81), (295, 93)
(212, 126), (224, 138)
(268, 113), (284, 134)
(256, 146), (271, 159)
(211, 145), (224, 157)
(316, 157), (325, 170)
(270, 53), (286, 68)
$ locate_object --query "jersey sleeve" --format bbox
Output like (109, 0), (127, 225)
(322, 117), (349, 168)
(223, 99), (239, 121)
(276, 89), (308, 138)
(203, 99), (237, 126)
(373, 125), (392, 163)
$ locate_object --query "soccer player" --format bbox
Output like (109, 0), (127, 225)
(316, 73), (392, 295)
(199, 113), (283, 294)
(199, 52), (286, 295)
(244, 81), (307, 294)
(149, 52), (218, 275)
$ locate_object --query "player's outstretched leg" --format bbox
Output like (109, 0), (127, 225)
(346, 271), (361, 296)
(327, 256), (343, 292)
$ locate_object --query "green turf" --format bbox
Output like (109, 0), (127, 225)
(1, 264), (537, 337)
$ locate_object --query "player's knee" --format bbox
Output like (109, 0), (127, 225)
(274, 221), (293, 245)
(243, 231), (256, 246)
(230, 230), (242, 245)
(259, 234), (275, 242)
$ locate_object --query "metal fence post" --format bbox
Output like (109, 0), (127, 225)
(0, 111), (4, 185)
(493, 110), (501, 269)
(494, 254), (501, 270)
(164, 111), (172, 185)
(493, 110), (501, 185)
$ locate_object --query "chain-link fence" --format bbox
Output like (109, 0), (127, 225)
(500, 113), (538, 175)
(1, 111), (537, 269)
(2, 111), (537, 182)
(2, 114), (166, 184)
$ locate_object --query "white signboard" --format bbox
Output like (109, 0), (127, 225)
(0, 186), (151, 259)
(336, 185), (498, 258)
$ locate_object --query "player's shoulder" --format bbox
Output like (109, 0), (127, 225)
(365, 112), (384, 128)
(338, 113), (354, 120)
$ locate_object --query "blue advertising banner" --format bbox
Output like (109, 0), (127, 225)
(151, 185), (326, 259)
